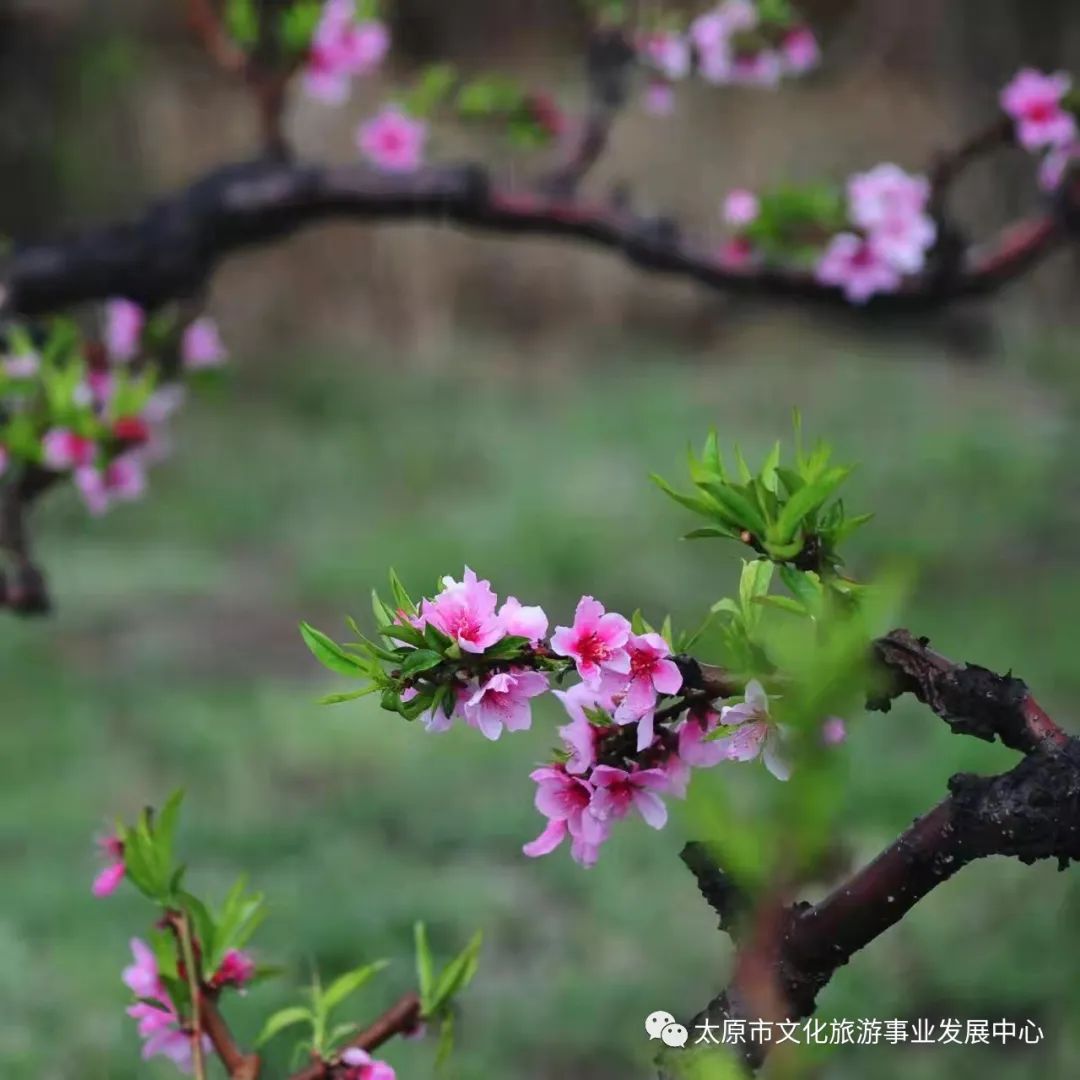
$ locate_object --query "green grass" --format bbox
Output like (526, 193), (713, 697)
(2, 339), (1079, 1078)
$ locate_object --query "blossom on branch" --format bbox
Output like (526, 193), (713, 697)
(123, 938), (209, 1073)
(75, 454), (146, 516)
(209, 948), (256, 991)
(816, 232), (901, 304)
(1001, 69), (1076, 152)
(341, 1047), (397, 1080)
(418, 568), (507, 654)
(92, 833), (126, 897)
(304, 0), (390, 105)
(462, 669), (549, 740)
(181, 317), (228, 370)
(41, 428), (96, 471)
(713, 679), (790, 781)
(551, 596), (631, 684)
(357, 106), (428, 173)
(105, 299), (144, 362)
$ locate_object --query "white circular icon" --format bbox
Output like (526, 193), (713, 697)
(645, 1010), (677, 1040)
(661, 1022), (689, 1048)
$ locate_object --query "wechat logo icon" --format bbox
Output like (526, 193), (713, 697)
(645, 1011), (688, 1048)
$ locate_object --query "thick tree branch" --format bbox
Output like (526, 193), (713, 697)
(678, 633), (1077, 1072)
(870, 627), (1069, 753)
(3, 155), (1071, 323)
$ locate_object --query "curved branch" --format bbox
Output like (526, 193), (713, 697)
(3, 156), (1070, 322)
(679, 634), (1077, 1072)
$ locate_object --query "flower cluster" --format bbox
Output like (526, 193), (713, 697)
(637, 1), (819, 115)
(304, 0), (390, 105)
(0, 302), (226, 515)
(124, 939), (209, 1072)
(306, 564), (848, 870)
(999, 69), (1080, 191)
(816, 164), (936, 303)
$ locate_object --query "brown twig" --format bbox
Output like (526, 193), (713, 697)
(202, 995), (261, 1080)
(287, 993), (423, 1080)
(186, 0), (247, 75)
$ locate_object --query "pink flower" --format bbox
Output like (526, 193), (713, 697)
(341, 1047), (396, 1080)
(75, 454), (146, 516)
(643, 80), (676, 116)
(781, 28), (820, 75)
(210, 949), (256, 991)
(41, 428), (96, 471)
(497, 596), (548, 642)
(868, 212), (936, 275)
(1001, 69), (1076, 152)
(821, 716), (847, 746)
(640, 32), (691, 81)
(551, 596), (631, 685)
(419, 568), (506, 654)
(523, 765), (607, 866)
(123, 939), (210, 1073)
(105, 299), (144, 362)
(357, 106), (427, 174)
(847, 164), (930, 231)
(589, 765), (669, 830)
(611, 633), (683, 751)
(4, 352), (39, 378)
(723, 188), (760, 228)
(304, 1), (390, 104)
(554, 681), (615, 774)
(181, 318), (228, 370)
(816, 233), (902, 304)
(462, 669), (549, 740)
(713, 680), (790, 780)
(677, 709), (728, 768)
(92, 833), (125, 897)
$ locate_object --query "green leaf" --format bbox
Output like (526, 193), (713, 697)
(435, 1013), (456, 1071)
(319, 687), (378, 705)
(651, 473), (720, 519)
(387, 569), (416, 615)
(300, 622), (368, 677)
(754, 594), (808, 616)
(771, 466), (852, 545)
(429, 931), (482, 1016)
(400, 649), (444, 677)
(407, 64), (458, 117)
(256, 1006), (313, 1048)
(414, 921), (435, 1010)
(683, 526), (739, 541)
(225, 0), (259, 46)
(698, 481), (767, 535)
(321, 960), (390, 1014)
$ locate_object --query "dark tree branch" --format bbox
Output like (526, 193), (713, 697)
(3, 152), (1072, 323)
(870, 627), (1069, 753)
(676, 633), (1077, 1073)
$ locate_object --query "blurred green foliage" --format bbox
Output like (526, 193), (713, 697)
(2, 340), (1080, 1078)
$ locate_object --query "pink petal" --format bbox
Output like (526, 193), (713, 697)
(632, 789), (668, 830)
(523, 818), (567, 857)
(92, 861), (125, 897)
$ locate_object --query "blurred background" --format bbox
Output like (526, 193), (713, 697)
(3, 1), (1080, 1077)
